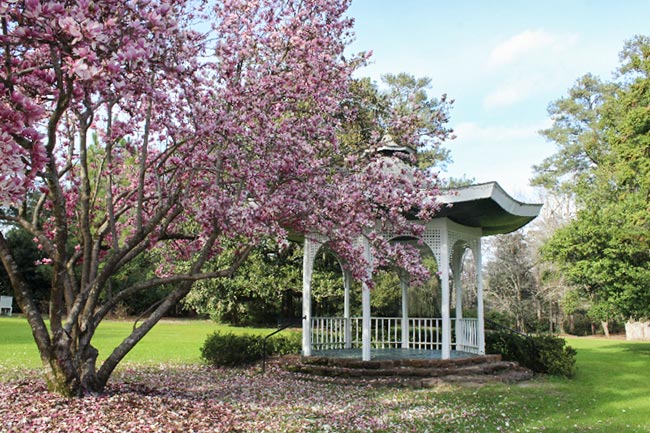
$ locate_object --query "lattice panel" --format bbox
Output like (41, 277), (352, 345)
(303, 233), (328, 268)
(421, 227), (442, 264)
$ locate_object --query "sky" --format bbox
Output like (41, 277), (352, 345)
(346, 0), (650, 201)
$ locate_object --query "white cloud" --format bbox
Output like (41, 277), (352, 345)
(481, 30), (580, 109)
(487, 29), (556, 69)
(453, 121), (545, 144)
(444, 120), (554, 198)
(483, 76), (544, 109)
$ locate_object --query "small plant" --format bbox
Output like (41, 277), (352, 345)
(201, 331), (301, 367)
(486, 331), (577, 378)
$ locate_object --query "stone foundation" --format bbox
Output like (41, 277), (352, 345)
(277, 353), (533, 386)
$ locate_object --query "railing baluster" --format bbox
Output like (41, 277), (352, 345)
(310, 316), (479, 353)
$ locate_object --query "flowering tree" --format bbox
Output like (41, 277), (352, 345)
(0, 0), (450, 396)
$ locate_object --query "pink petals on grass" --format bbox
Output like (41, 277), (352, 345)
(0, 364), (519, 433)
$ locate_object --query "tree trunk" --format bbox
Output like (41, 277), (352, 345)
(601, 321), (610, 337)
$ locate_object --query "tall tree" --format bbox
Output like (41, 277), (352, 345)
(340, 73), (453, 171)
(485, 231), (537, 332)
(526, 192), (578, 333)
(0, 0), (449, 396)
(532, 74), (614, 194)
(538, 36), (650, 325)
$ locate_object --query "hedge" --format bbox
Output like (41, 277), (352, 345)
(486, 331), (577, 378)
(201, 331), (301, 367)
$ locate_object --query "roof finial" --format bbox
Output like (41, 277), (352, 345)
(378, 134), (415, 156)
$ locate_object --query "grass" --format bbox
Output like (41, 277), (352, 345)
(1, 316), (650, 432)
(427, 337), (650, 432)
(0, 315), (276, 369)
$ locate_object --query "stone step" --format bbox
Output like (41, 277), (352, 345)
(298, 354), (503, 370)
(278, 355), (533, 385)
(285, 361), (513, 377)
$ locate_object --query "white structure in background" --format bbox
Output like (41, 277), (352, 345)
(0, 295), (13, 316)
(301, 173), (542, 361)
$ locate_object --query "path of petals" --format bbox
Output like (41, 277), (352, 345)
(0, 364), (516, 432)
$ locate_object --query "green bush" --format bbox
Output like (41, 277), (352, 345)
(486, 331), (577, 378)
(269, 331), (302, 356)
(201, 331), (301, 367)
(531, 334), (577, 377)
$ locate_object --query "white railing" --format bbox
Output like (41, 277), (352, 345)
(349, 317), (403, 349)
(455, 318), (479, 354)
(311, 316), (480, 353)
(408, 317), (443, 350)
(311, 317), (347, 350)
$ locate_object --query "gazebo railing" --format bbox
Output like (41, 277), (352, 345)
(408, 318), (442, 350)
(311, 316), (480, 353)
(455, 318), (479, 353)
(311, 317), (347, 350)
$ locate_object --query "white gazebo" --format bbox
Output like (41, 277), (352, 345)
(301, 181), (542, 362)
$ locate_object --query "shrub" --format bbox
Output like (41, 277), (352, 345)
(530, 334), (577, 377)
(486, 331), (577, 378)
(268, 331), (302, 356)
(201, 331), (301, 367)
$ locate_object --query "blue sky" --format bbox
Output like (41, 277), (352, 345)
(346, 0), (650, 200)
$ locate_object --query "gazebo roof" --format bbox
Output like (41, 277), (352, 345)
(436, 182), (542, 235)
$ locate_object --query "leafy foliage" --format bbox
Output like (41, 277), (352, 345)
(184, 244), (304, 326)
(340, 73), (453, 172)
(200, 331), (301, 367)
(0, 228), (49, 307)
(486, 330), (576, 377)
(536, 35), (650, 322)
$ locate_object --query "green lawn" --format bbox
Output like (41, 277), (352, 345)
(2, 316), (650, 432)
(443, 337), (650, 432)
(0, 316), (276, 369)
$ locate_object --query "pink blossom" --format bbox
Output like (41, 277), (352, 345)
(0, 0), (449, 396)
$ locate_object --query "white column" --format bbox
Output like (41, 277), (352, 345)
(454, 254), (463, 321)
(361, 237), (373, 361)
(343, 270), (352, 349)
(476, 239), (486, 355)
(362, 281), (371, 360)
(302, 238), (315, 357)
(440, 224), (451, 359)
(400, 276), (409, 349)
(453, 252), (464, 351)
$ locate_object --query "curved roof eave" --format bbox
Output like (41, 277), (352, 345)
(435, 182), (543, 235)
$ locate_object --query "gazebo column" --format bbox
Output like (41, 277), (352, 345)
(400, 276), (409, 349)
(453, 253), (464, 351)
(343, 270), (352, 349)
(476, 240), (486, 355)
(302, 238), (316, 357)
(361, 237), (373, 361)
(440, 227), (451, 360)
(454, 258), (463, 321)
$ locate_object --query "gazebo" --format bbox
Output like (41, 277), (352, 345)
(301, 180), (542, 362)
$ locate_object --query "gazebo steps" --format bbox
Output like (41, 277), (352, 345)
(277, 354), (533, 386)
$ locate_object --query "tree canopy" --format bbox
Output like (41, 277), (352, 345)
(0, 0), (451, 396)
(536, 35), (650, 321)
